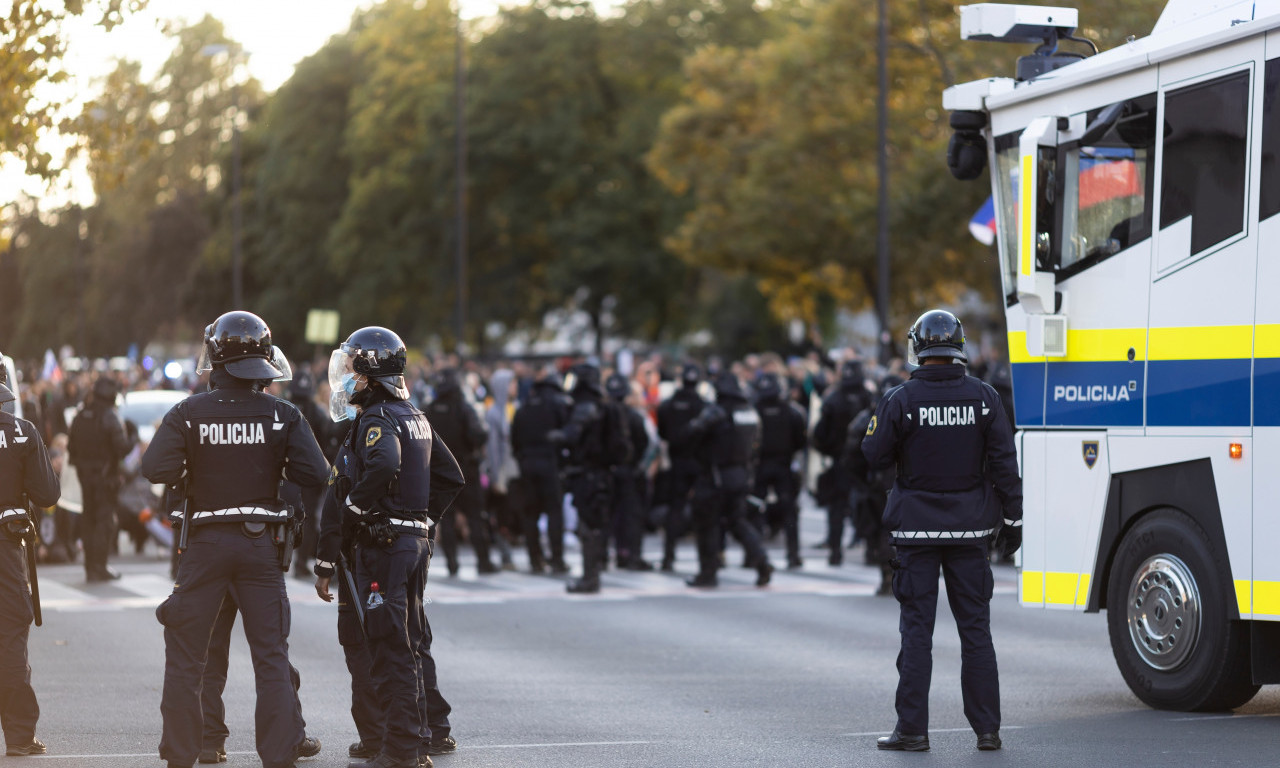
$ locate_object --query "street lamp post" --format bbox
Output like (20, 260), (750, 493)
(876, 0), (891, 363)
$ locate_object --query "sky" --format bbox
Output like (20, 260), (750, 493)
(3, 0), (503, 208)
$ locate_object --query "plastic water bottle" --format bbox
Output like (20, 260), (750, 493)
(366, 582), (384, 609)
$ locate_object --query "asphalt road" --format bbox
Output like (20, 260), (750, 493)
(16, 520), (1280, 768)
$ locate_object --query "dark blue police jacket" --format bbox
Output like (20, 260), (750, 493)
(861, 363), (1022, 545)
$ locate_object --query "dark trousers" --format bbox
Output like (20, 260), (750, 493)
(692, 469), (767, 577)
(338, 573), (383, 750)
(340, 547), (452, 753)
(571, 469), (613, 584)
(610, 467), (647, 566)
(157, 524), (304, 768)
(825, 473), (854, 564)
(437, 464), (493, 572)
(356, 534), (430, 762)
(80, 478), (117, 576)
(754, 459), (799, 565)
(892, 544), (1000, 736)
(201, 594), (305, 752)
(661, 459), (700, 565)
(0, 540), (37, 748)
(519, 461), (564, 568)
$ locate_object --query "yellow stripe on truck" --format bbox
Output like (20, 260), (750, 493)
(1021, 570), (1043, 604)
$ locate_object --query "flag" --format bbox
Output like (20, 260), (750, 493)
(40, 349), (62, 384)
(969, 196), (996, 246)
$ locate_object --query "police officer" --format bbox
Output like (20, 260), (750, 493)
(0, 358), (58, 757)
(142, 311), (329, 768)
(656, 364), (705, 571)
(605, 373), (651, 570)
(813, 360), (872, 565)
(511, 367), (571, 574)
(68, 374), (131, 582)
(685, 372), (773, 588)
(427, 369), (495, 575)
(752, 372), (808, 569)
(861, 310), (1022, 753)
(554, 363), (630, 594)
(317, 326), (465, 768)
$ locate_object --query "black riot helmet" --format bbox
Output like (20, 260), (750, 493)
(680, 363), (702, 388)
(0, 352), (12, 406)
(198, 311), (283, 381)
(713, 371), (745, 401)
(754, 372), (781, 402)
(92, 376), (118, 403)
(567, 363), (602, 397)
(604, 373), (630, 402)
(334, 326), (410, 402)
(907, 309), (967, 366)
(840, 359), (865, 389)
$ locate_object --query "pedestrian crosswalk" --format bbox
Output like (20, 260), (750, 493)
(33, 546), (1018, 612)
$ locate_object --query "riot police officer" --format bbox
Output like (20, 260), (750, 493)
(0, 357), (58, 757)
(555, 364), (631, 594)
(142, 311), (329, 768)
(68, 374), (131, 582)
(427, 369), (495, 575)
(656, 364), (705, 571)
(319, 326), (465, 768)
(685, 372), (773, 588)
(605, 373), (651, 570)
(813, 360), (872, 565)
(511, 368), (570, 574)
(861, 310), (1022, 753)
(752, 372), (808, 569)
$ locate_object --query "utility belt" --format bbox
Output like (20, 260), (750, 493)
(180, 505), (299, 571)
(1, 509), (33, 544)
(349, 504), (431, 549)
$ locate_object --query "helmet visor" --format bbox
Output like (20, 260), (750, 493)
(328, 348), (356, 422)
(270, 347), (293, 383)
(196, 345), (213, 375)
(907, 335), (920, 368)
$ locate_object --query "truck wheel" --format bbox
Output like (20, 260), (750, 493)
(1106, 508), (1258, 711)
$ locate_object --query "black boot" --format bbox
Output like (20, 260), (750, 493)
(567, 531), (601, 594)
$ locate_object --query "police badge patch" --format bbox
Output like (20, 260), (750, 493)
(866, 415), (877, 436)
(1082, 440), (1099, 469)
(366, 427), (382, 447)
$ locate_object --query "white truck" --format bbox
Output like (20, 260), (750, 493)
(944, 0), (1280, 710)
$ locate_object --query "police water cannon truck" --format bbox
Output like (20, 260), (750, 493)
(945, 0), (1280, 711)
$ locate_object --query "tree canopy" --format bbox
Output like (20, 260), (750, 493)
(1, 0), (1171, 359)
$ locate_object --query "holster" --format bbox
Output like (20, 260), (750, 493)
(272, 505), (299, 571)
(353, 504), (400, 550)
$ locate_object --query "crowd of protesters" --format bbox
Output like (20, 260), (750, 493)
(2, 341), (1014, 579)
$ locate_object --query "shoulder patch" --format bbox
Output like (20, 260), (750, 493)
(366, 426), (382, 447)
(866, 415), (877, 436)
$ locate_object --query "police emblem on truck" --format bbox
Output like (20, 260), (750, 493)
(1082, 441), (1099, 469)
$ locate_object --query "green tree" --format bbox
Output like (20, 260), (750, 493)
(0, 0), (145, 178)
(648, 0), (1168, 335)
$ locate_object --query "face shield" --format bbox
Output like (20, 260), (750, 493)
(563, 370), (577, 393)
(327, 350), (363, 422)
(270, 347), (293, 383)
(328, 348), (358, 421)
(906, 334), (921, 368)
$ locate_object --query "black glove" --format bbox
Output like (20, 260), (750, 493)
(995, 524), (1022, 558)
(688, 404), (726, 434)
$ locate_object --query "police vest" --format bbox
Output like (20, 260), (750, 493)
(658, 389), (704, 458)
(756, 400), (793, 461)
(0, 414), (33, 516)
(897, 382), (988, 493)
(183, 390), (287, 523)
(712, 402), (759, 468)
(358, 401), (433, 520)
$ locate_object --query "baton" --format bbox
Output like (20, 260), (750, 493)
(22, 512), (41, 628)
(337, 552), (366, 638)
(176, 482), (192, 554)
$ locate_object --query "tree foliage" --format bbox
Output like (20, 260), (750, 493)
(2, 0), (1174, 359)
(1, 0), (145, 178)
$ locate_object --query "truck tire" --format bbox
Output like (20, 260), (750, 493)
(1106, 508), (1258, 710)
